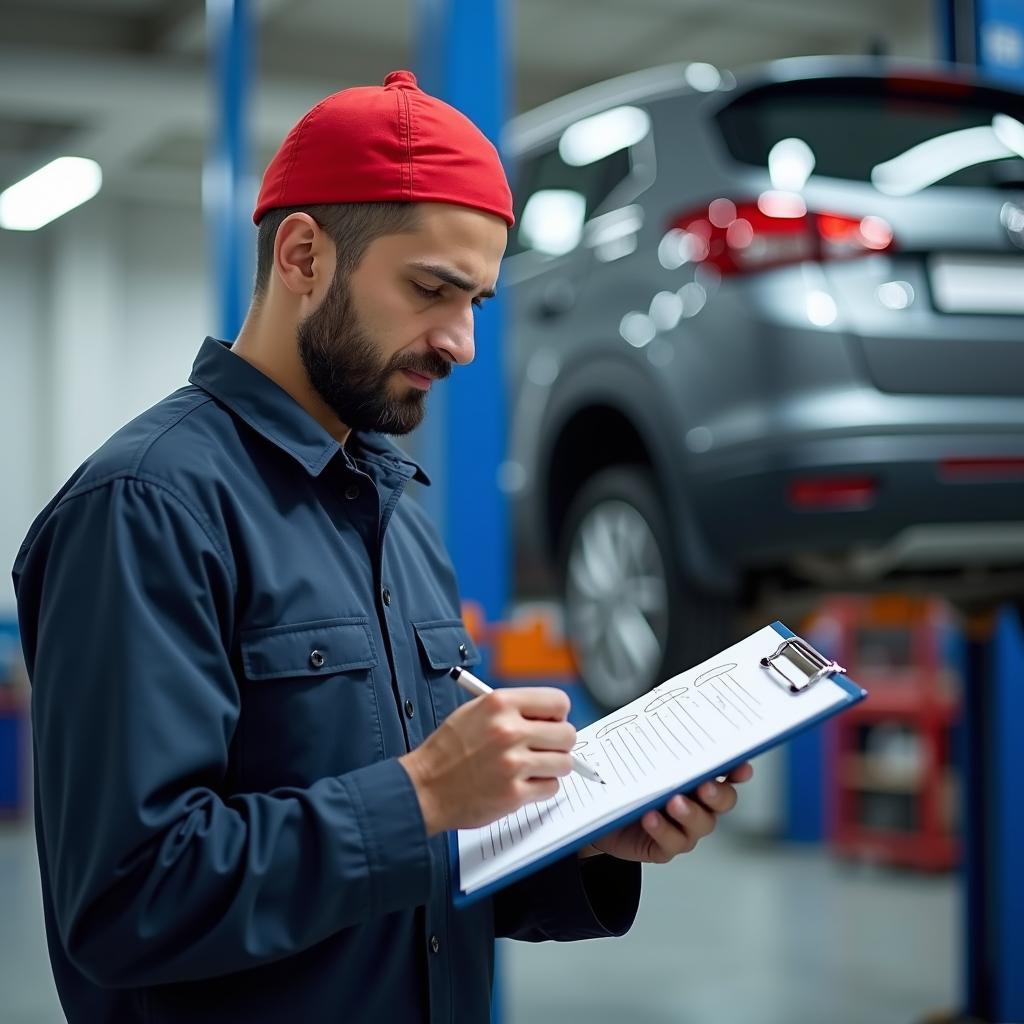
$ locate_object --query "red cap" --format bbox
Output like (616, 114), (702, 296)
(253, 70), (514, 227)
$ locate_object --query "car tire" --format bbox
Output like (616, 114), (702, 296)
(558, 465), (736, 712)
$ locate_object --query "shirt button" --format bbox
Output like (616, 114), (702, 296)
(344, 484), (360, 500)
(382, 587), (392, 606)
(404, 699), (415, 719)
(458, 642), (468, 659)
(309, 649), (325, 669)
(430, 935), (440, 954)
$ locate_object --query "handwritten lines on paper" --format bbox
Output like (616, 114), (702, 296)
(592, 663), (765, 787)
(473, 661), (766, 864)
(476, 758), (602, 862)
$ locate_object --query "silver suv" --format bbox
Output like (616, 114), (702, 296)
(502, 57), (1024, 709)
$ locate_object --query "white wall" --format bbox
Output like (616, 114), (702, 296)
(0, 195), (211, 614)
(0, 228), (44, 617)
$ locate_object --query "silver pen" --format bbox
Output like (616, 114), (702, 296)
(448, 666), (605, 785)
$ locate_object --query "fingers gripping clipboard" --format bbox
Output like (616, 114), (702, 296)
(449, 621), (867, 905)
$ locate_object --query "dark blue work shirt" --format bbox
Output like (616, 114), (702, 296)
(13, 338), (641, 1023)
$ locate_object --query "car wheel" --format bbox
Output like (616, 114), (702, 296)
(558, 465), (735, 711)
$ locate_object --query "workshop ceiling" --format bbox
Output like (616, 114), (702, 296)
(0, 0), (936, 206)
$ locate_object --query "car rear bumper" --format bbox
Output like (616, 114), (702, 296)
(692, 430), (1024, 577)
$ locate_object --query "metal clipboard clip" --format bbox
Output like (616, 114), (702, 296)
(760, 635), (846, 693)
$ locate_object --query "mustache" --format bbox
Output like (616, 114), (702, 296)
(389, 352), (452, 382)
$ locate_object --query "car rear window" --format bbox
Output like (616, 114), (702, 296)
(716, 76), (1024, 191)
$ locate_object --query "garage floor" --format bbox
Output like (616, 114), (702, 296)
(1, 818), (956, 1024)
(503, 827), (958, 1024)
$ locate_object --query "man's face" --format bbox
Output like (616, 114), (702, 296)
(298, 203), (507, 435)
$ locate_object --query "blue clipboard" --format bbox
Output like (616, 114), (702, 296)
(448, 620), (867, 907)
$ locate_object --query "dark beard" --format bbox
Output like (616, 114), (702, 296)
(297, 269), (451, 435)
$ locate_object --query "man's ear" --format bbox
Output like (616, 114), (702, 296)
(272, 212), (334, 297)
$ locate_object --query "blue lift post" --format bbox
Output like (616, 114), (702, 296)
(940, 4), (1024, 1020)
(958, 607), (1024, 1024)
(782, 617), (833, 844)
(414, 3), (512, 1022)
(205, 0), (255, 341)
(987, 607), (1024, 1020)
(414, 0), (513, 630)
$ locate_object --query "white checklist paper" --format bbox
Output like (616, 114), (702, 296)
(455, 624), (856, 897)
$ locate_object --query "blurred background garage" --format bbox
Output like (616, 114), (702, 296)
(1, 0), (1023, 1022)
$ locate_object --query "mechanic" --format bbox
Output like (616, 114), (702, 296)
(13, 70), (752, 1022)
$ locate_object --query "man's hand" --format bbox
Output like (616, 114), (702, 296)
(580, 763), (754, 863)
(399, 688), (575, 836)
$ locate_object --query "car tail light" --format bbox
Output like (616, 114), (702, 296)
(788, 476), (878, 511)
(939, 457), (1024, 482)
(666, 196), (894, 277)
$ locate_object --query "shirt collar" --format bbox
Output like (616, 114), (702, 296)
(189, 337), (430, 484)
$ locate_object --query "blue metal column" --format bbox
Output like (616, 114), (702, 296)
(938, 0), (979, 64)
(958, 607), (1024, 1024)
(960, 612), (996, 1021)
(977, 0), (1024, 83)
(783, 727), (825, 842)
(782, 616), (836, 842)
(940, 0), (1024, 83)
(414, 0), (512, 629)
(939, 4), (1024, 1020)
(205, 0), (256, 340)
(414, 4), (512, 1022)
(989, 607), (1024, 1019)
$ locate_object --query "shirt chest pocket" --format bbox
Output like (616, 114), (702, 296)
(241, 617), (379, 680)
(238, 617), (384, 786)
(413, 619), (482, 726)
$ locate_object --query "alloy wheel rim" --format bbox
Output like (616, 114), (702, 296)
(565, 498), (669, 707)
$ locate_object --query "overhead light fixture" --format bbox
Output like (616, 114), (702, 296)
(0, 157), (103, 231)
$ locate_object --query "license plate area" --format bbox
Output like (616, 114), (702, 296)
(929, 254), (1024, 315)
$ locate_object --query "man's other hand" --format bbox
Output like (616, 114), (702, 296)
(579, 763), (754, 863)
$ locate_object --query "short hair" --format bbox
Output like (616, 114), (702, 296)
(252, 201), (422, 299)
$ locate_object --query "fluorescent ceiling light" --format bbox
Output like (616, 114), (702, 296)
(871, 124), (1015, 196)
(559, 106), (650, 167)
(0, 157), (102, 231)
